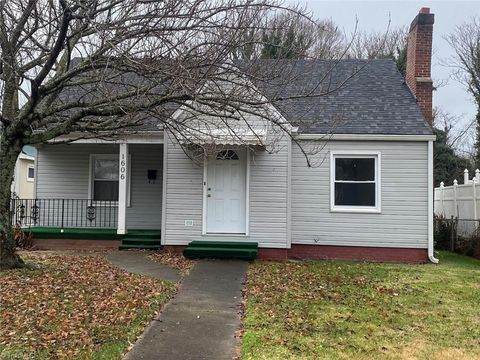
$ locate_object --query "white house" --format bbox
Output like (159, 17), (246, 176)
(18, 8), (437, 262)
(12, 146), (36, 199)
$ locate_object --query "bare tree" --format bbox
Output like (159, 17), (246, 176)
(234, 13), (416, 65)
(433, 107), (474, 153)
(432, 107), (474, 185)
(348, 26), (408, 76)
(310, 19), (346, 59)
(445, 16), (480, 167)
(1, 0), (367, 269)
(232, 13), (346, 60)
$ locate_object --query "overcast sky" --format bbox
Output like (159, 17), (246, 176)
(297, 0), (479, 128)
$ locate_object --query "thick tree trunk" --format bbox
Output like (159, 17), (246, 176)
(0, 135), (24, 270)
(0, 53), (26, 269)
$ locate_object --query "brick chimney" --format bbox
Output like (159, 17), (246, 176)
(406, 7), (435, 126)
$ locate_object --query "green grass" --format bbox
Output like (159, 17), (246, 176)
(242, 252), (480, 360)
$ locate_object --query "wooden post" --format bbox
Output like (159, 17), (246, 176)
(440, 181), (445, 216)
(474, 171), (480, 231)
(117, 143), (129, 235)
(455, 216), (458, 252)
(473, 176), (478, 229)
(453, 179), (458, 218)
(450, 215), (455, 252)
(464, 169), (469, 184)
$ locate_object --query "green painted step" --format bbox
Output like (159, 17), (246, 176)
(188, 241), (258, 249)
(183, 246), (257, 260)
(121, 238), (160, 246)
(119, 244), (160, 250)
(123, 231), (161, 240)
(120, 235), (161, 250)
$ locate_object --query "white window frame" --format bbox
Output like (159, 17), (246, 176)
(330, 151), (381, 213)
(26, 164), (35, 182)
(88, 154), (131, 206)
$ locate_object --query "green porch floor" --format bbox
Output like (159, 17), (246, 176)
(26, 227), (161, 241)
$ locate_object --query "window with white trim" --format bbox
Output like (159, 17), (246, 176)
(91, 155), (119, 201)
(90, 155), (131, 204)
(27, 165), (35, 182)
(331, 153), (380, 212)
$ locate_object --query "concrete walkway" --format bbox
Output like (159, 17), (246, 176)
(123, 259), (248, 360)
(107, 251), (182, 282)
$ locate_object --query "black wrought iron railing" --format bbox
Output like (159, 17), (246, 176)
(11, 199), (118, 228)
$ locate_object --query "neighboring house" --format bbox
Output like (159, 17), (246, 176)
(12, 146), (36, 199)
(19, 9), (436, 262)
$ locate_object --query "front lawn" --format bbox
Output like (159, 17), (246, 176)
(0, 252), (176, 359)
(243, 252), (480, 359)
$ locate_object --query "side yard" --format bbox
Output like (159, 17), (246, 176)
(243, 252), (480, 360)
(0, 252), (176, 359)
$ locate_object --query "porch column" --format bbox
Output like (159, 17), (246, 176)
(117, 143), (129, 235)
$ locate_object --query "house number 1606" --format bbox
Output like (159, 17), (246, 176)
(120, 154), (126, 180)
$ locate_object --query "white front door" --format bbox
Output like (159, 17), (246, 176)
(206, 149), (247, 234)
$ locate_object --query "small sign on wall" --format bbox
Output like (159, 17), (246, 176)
(185, 220), (194, 227)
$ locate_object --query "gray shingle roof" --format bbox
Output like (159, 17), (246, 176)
(58, 58), (432, 136)
(244, 59), (432, 135)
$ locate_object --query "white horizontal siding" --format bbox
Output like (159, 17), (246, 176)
(35, 144), (163, 229)
(291, 141), (428, 248)
(126, 145), (163, 229)
(163, 131), (289, 247)
(163, 134), (203, 243)
(248, 144), (288, 245)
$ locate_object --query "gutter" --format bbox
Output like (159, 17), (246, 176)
(47, 131), (165, 144)
(428, 139), (439, 263)
(295, 133), (436, 142)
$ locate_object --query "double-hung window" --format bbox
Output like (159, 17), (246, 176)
(91, 155), (119, 202)
(330, 152), (381, 212)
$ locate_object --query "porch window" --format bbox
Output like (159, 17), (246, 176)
(92, 156), (119, 201)
(330, 152), (381, 212)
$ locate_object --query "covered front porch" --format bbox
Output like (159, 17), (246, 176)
(13, 134), (165, 249)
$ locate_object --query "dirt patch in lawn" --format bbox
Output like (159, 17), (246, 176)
(242, 252), (480, 360)
(0, 251), (176, 359)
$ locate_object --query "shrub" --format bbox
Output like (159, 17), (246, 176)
(14, 225), (34, 250)
(434, 215), (455, 250)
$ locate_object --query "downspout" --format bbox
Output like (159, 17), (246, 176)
(428, 140), (439, 263)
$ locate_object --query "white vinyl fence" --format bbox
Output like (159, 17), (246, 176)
(434, 169), (480, 236)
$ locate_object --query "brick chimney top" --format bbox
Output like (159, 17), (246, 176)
(406, 8), (435, 126)
(409, 7), (435, 32)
